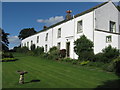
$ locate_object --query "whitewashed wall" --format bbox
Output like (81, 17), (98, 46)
(21, 1), (120, 59)
(94, 1), (120, 54)
(95, 1), (119, 33)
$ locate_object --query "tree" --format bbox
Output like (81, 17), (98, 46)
(0, 28), (9, 52)
(18, 28), (37, 40)
(74, 35), (94, 61)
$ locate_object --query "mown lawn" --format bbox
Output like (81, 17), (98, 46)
(2, 53), (120, 88)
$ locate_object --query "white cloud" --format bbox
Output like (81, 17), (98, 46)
(37, 16), (64, 26)
(8, 36), (21, 46)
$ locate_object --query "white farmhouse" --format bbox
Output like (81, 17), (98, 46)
(21, 1), (120, 59)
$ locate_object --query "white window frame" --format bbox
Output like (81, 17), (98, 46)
(37, 36), (39, 43)
(77, 20), (83, 33)
(110, 21), (116, 33)
(57, 42), (61, 50)
(45, 33), (48, 41)
(58, 28), (61, 38)
(106, 35), (112, 43)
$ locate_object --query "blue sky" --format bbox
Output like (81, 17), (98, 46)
(2, 2), (118, 49)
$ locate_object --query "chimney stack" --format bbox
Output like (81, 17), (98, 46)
(43, 26), (47, 29)
(65, 10), (72, 20)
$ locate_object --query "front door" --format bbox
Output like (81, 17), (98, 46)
(66, 42), (70, 57)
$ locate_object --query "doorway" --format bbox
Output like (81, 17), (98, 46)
(66, 42), (70, 57)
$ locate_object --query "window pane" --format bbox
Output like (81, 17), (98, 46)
(77, 20), (83, 33)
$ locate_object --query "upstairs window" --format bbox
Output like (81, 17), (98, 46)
(45, 33), (48, 41)
(119, 25), (120, 33)
(106, 35), (112, 43)
(37, 36), (39, 43)
(77, 20), (83, 33)
(58, 28), (61, 38)
(110, 21), (116, 33)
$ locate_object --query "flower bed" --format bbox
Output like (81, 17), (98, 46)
(1, 58), (17, 62)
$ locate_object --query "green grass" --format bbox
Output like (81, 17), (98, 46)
(2, 53), (120, 88)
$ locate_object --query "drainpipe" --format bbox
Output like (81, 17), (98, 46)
(52, 28), (53, 47)
(93, 10), (95, 53)
(73, 15), (75, 59)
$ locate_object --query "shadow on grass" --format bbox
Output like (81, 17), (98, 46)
(24, 79), (41, 84)
(95, 79), (120, 89)
(95, 73), (120, 89)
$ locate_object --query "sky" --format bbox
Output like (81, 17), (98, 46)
(2, 1), (119, 49)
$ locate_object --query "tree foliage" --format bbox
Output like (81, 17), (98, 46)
(0, 28), (9, 51)
(18, 28), (37, 40)
(102, 45), (119, 63)
(74, 35), (94, 61)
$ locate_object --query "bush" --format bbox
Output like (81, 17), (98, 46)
(105, 62), (115, 72)
(105, 57), (120, 73)
(60, 49), (66, 58)
(87, 61), (105, 68)
(94, 53), (107, 62)
(33, 46), (44, 56)
(74, 35), (94, 61)
(114, 57), (120, 74)
(2, 52), (14, 58)
(49, 46), (58, 53)
(63, 58), (73, 62)
(80, 61), (90, 66)
(41, 53), (49, 59)
(16, 46), (29, 53)
(102, 45), (119, 63)
(47, 46), (60, 60)
(27, 51), (34, 56)
(30, 44), (36, 51)
(72, 59), (78, 64)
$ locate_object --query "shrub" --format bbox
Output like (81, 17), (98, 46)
(33, 46), (44, 56)
(1, 58), (16, 62)
(94, 53), (107, 62)
(49, 46), (58, 53)
(41, 53), (49, 59)
(80, 61), (90, 66)
(47, 46), (60, 60)
(27, 51), (34, 56)
(74, 35), (94, 61)
(105, 62), (115, 72)
(60, 49), (66, 58)
(102, 45), (119, 63)
(2, 52), (14, 58)
(63, 58), (73, 62)
(30, 44), (36, 51)
(16, 46), (29, 53)
(72, 59), (78, 64)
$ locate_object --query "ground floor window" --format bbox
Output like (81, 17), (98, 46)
(106, 35), (112, 43)
(57, 42), (61, 50)
(45, 44), (47, 52)
(66, 42), (70, 57)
